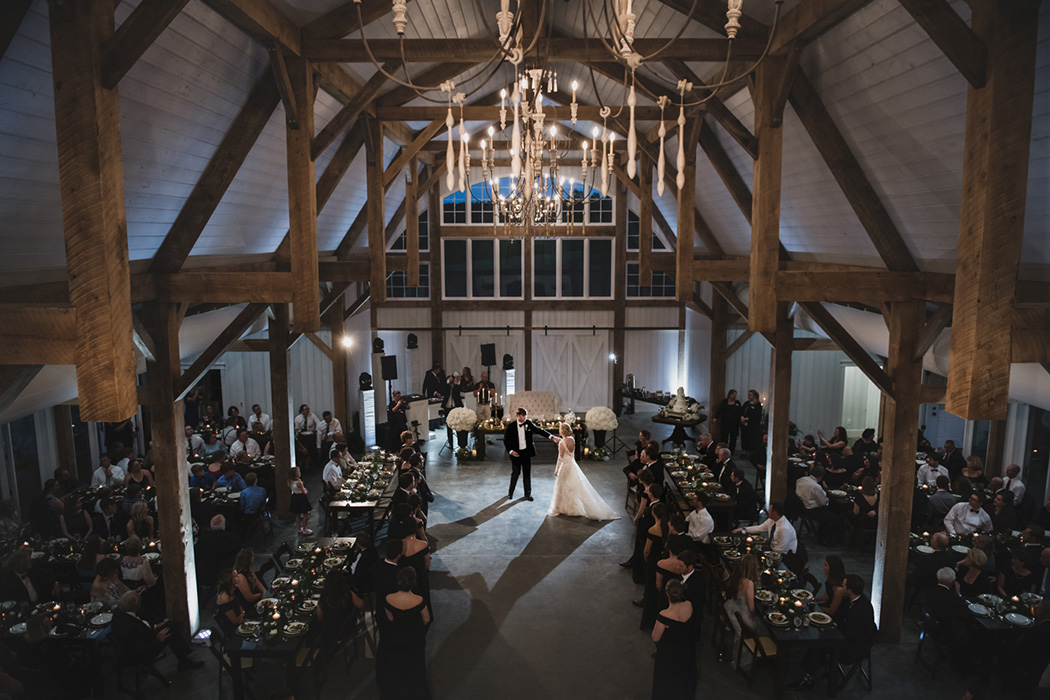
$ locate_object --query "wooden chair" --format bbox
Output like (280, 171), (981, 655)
(208, 618), (257, 700)
(733, 611), (777, 688)
(914, 613), (949, 679)
(272, 542), (294, 571)
(799, 572), (821, 594)
(837, 650), (873, 692)
(257, 558), (279, 588)
(711, 602), (734, 660)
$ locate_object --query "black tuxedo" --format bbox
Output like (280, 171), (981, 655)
(644, 458), (666, 487)
(838, 595), (877, 664)
(699, 445), (718, 470)
(714, 459), (734, 490)
(369, 561), (401, 619)
(942, 449), (966, 481)
(732, 478), (759, 521)
(422, 369), (446, 400)
(503, 419), (554, 498)
(0, 569), (52, 604)
(93, 511), (127, 540)
(623, 457), (644, 480)
(682, 570), (705, 627)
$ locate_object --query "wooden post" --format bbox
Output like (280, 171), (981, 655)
(405, 156), (420, 287)
(946, 0), (1041, 421)
(613, 181), (628, 401)
(428, 185), (443, 368)
(142, 302), (197, 636)
(269, 305), (293, 518)
(49, 0), (137, 422)
(765, 302), (793, 505)
(872, 299), (925, 641)
(329, 296), (349, 437)
(708, 295), (728, 442)
(53, 405), (77, 480)
(676, 120), (698, 302)
(286, 54), (320, 333)
(749, 55), (788, 335)
(365, 116), (387, 303)
(986, 419), (1007, 478)
(638, 155), (654, 284)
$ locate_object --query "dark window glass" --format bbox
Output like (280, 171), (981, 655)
(444, 240), (468, 297)
(418, 209), (429, 251)
(627, 210), (640, 250)
(443, 191), (466, 224)
(472, 239), (495, 297)
(499, 239), (522, 297)
(471, 198), (494, 224)
(589, 192), (613, 223)
(561, 239), (584, 297)
(588, 239), (612, 297)
(386, 264), (429, 298)
(626, 262), (640, 298)
(534, 239), (557, 297)
(653, 234), (666, 251)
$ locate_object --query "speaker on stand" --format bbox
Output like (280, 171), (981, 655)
(380, 355), (399, 403)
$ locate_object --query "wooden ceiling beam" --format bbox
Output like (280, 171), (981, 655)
(800, 301), (895, 399)
(378, 62), (476, 108)
(174, 303), (269, 401)
(770, 0), (874, 54)
(914, 303), (952, 360)
(688, 292), (713, 318)
(311, 61), (396, 159)
(267, 41), (298, 129)
(898, 0), (986, 89)
(0, 365), (42, 416)
(201, 0), (300, 55)
(0, 305), (78, 365)
(344, 285), (371, 321)
(694, 257), (751, 281)
(302, 37), (768, 63)
(100, 0), (189, 89)
(364, 116), (387, 302)
(285, 55), (319, 332)
(0, 0), (31, 65)
(301, 0), (411, 39)
(150, 68), (281, 273)
(383, 120), (442, 189)
(654, 0), (769, 39)
(661, 59), (759, 160)
(698, 120), (753, 224)
(776, 270), (954, 304)
(153, 273), (295, 303)
(1011, 308), (1050, 363)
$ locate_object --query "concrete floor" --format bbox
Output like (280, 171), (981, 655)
(140, 407), (1016, 700)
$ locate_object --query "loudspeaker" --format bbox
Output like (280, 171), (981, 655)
(358, 372), (373, 390)
(503, 353), (514, 370)
(380, 355), (398, 381)
(480, 343), (496, 367)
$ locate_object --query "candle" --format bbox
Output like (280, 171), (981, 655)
(571, 80), (578, 102)
(273, 612), (280, 620)
(795, 600), (803, 608)
(746, 537), (753, 543)
(291, 579), (299, 587)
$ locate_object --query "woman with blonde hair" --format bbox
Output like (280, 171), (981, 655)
(126, 501), (154, 540)
(724, 553), (762, 671)
(547, 423), (619, 521)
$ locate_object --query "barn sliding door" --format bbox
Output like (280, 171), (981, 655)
(531, 331), (611, 411)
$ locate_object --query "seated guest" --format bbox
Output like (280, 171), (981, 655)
(798, 434), (817, 458)
(960, 456), (987, 490)
(215, 569), (245, 639)
(814, 555), (847, 619)
(195, 515), (241, 588)
(120, 535), (157, 588)
(917, 454), (949, 487)
(788, 574), (876, 690)
(628, 430), (652, 461)
(232, 548), (266, 612)
(642, 444), (666, 487)
(248, 404), (271, 433)
(126, 501), (155, 540)
(818, 426), (848, 453)
(59, 495), (94, 541)
(852, 428), (878, 456)
(998, 548), (1037, 598)
(724, 553), (762, 671)
(216, 463), (247, 492)
(323, 448), (345, 490)
(914, 532), (964, 590)
(124, 459), (153, 489)
(696, 433), (717, 470)
(91, 453), (125, 488)
(93, 497), (126, 541)
(120, 482), (146, 515)
(229, 429), (261, 461)
(189, 462), (215, 491)
(240, 472), (266, 517)
(734, 502), (797, 556)
(1002, 463), (1026, 504)
(729, 468), (759, 523)
(850, 453), (880, 486)
(824, 447), (852, 489)
(200, 430), (226, 463)
(974, 534), (998, 575)
(852, 476), (879, 531)
(797, 465), (838, 545)
(112, 591), (202, 671)
(392, 473), (416, 507)
(712, 448), (734, 489)
(185, 425), (205, 460)
(221, 417), (239, 448)
(955, 548), (992, 597)
(990, 490), (1019, 533)
(920, 567), (974, 662)
(0, 546), (55, 604)
(91, 557), (134, 609)
(927, 476), (958, 520)
(944, 492), (993, 536)
(685, 492), (714, 546)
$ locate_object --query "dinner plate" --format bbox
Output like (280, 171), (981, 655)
(144, 552), (160, 562)
(724, 550), (742, 560)
(977, 594), (1002, 607)
(8, 622), (25, 636)
(256, 598), (278, 612)
(271, 577), (291, 588)
(712, 492), (731, 501)
(331, 541), (351, 551)
(81, 601), (103, 614)
(284, 559), (302, 570)
(792, 589), (814, 602)
(296, 543), (313, 552)
(967, 602), (989, 617)
(53, 537), (69, 543)
(951, 545), (969, 555)
(298, 600), (318, 612)
(226, 492), (240, 500)
(1005, 612), (1033, 627)
(915, 545), (934, 554)
(49, 623), (78, 639)
(671, 471), (686, 478)
(755, 590), (777, 604)
(766, 612), (790, 627)
(284, 622), (308, 636)
(1020, 593), (1043, 606)
(89, 613), (113, 627)
(0, 601), (16, 611)
(808, 612), (832, 626)
(311, 577), (326, 589)
(660, 453), (674, 460)
(713, 535), (732, 546)
(107, 552), (121, 560)
(30, 551), (45, 560)
(236, 622), (262, 637)
(323, 557), (343, 569)
(829, 490), (847, 498)
(751, 534), (766, 543)
(766, 551), (783, 562)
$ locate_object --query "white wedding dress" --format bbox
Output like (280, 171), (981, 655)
(548, 438), (620, 520)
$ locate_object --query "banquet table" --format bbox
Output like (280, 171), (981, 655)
(764, 620), (844, 699)
(651, 414), (706, 448)
(323, 455), (397, 536)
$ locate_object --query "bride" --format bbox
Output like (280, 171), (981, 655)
(548, 423), (620, 521)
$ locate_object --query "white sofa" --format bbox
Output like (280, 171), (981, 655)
(505, 391), (561, 421)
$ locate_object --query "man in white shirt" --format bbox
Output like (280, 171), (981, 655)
(685, 491), (714, 545)
(943, 492), (993, 536)
(115, 446), (132, 473)
(1002, 464), (1026, 503)
(321, 411), (343, 444)
(90, 454), (125, 489)
(323, 449), (344, 490)
(228, 429), (260, 460)
(916, 454), (949, 488)
(248, 404), (272, 432)
(735, 503), (797, 555)
(795, 466), (829, 510)
(185, 425), (204, 459)
(294, 404), (322, 470)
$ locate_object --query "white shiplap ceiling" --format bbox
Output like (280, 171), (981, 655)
(0, 0), (1047, 280)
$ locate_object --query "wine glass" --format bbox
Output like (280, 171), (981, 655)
(793, 616), (803, 631)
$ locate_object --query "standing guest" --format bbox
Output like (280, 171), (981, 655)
(399, 517), (432, 614)
(184, 385), (204, 428)
(369, 539), (404, 608)
(194, 515), (240, 588)
(240, 472), (266, 517)
(734, 503), (797, 556)
(941, 440), (966, 483)
(740, 390), (763, 462)
(944, 492), (993, 536)
(216, 463), (247, 493)
(818, 426), (848, 453)
(917, 454), (949, 488)
(652, 579), (697, 700)
(345, 532), (378, 591)
(400, 430), (422, 456)
(294, 404), (321, 471)
(926, 476), (958, 520)
(730, 468), (759, 523)
(852, 476), (880, 531)
(443, 372), (466, 411)
(59, 496), (94, 541)
(112, 591), (202, 671)
(377, 567), (431, 700)
(620, 471), (657, 575)
(288, 466), (313, 536)
(232, 548), (266, 612)
(852, 428), (878, 456)
(472, 371), (497, 420)
(388, 392), (409, 446)
(91, 454), (125, 488)
(185, 425), (205, 461)
(1002, 464), (1026, 504)
(990, 491), (1019, 533)
(229, 429), (261, 461)
(714, 390), (743, 453)
(320, 410), (344, 456)
(640, 503), (669, 631)
(955, 548), (991, 597)
(248, 404), (272, 432)
(724, 553), (762, 671)
(126, 501), (154, 540)
(814, 555), (847, 619)
(685, 492), (714, 547)
(93, 498), (126, 540)
(640, 444), (667, 490)
(421, 363), (446, 400)
(315, 573), (362, 662)
(459, 367), (475, 392)
(788, 575), (876, 690)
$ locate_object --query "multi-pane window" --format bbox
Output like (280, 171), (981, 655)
(589, 192), (613, 223)
(386, 263), (430, 298)
(533, 238), (614, 299)
(442, 178), (615, 225)
(443, 238), (524, 298)
(388, 210), (430, 251)
(443, 190), (466, 223)
(626, 262), (675, 298)
(626, 209), (668, 251)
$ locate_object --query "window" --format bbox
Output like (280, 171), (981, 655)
(589, 191), (613, 223)
(626, 208), (667, 251)
(388, 210), (430, 252)
(442, 238), (524, 298)
(442, 178), (615, 226)
(386, 263), (430, 298)
(443, 190), (466, 224)
(561, 184), (585, 223)
(470, 192), (494, 224)
(626, 262), (675, 297)
(532, 238), (614, 298)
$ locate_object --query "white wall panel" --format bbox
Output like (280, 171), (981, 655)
(624, 330), (680, 397)
(220, 351), (273, 417)
(532, 331), (611, 412)
(684, 308), (711, 407)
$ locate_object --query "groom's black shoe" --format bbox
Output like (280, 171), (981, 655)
(525, 495), (534, 501)
(508, 493), (514, 500)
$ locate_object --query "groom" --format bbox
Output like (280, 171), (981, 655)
(503, 407), (559, 501)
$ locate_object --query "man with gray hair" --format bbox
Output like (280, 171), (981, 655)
(112, 591), (202, 670)
(1001, 464), (1026, 504)
(920, 567), (972, 661)
(194, 514), (240, 587)
(714, 447), (734, 489)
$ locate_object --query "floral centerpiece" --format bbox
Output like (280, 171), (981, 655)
(585, 406), (618, 448)
(447, 407), (478, 448)
(339, 453), (394, 502)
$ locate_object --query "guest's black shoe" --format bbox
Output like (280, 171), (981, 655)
(632, 599), (644, 608)
(177, 657), (204, 672)
(508, 493), (514, 500)
(525, 495), (534, 501)
(619, 559), (635, 568)
(786, 676), (814, 691)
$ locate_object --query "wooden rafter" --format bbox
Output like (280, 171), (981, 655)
(383, 120), (442, 189)
(801, 301), (894, 399)
(898, 0), (987, 89)
(201, 0), (301, 54)
(378, 62), (476, 108)
(365, 116), (386, 302)
(344, 286), (370, 321)
(0, 365), (41, 417)
(311, 61), (396, 160)
(175, 303), (268, 401)
(661, 59), (759, 160)
(726, 329), (754, 358)
(285, 55), (319, 332)
(267, 41), (298, 129)
(405, 157), (421, 287)
(301, 0), (411, 39)
(100, 0), (189, 89)
(914, 304), (952, 360)
(0, 305), (77, 365)
(698, 120), (753, 224)
(654, 0), (768, 39)
(131, 312), (157, 362)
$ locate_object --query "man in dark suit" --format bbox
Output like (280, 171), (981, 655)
(941, 439), (966, 483)
(194, 515), (241, 588)
(368, 539), (404, 613)
(111, 591), (201, 671)
(696, 433), (717, 470)
(713, 448), (734, 490)
(0, 546), (55, 604)
(92, 498), (127, 541)
(920, 567), (973, 661)
(912, 532), (963, 591)
(679, 549), (705, 629)
(391, 473), (414, 508)
(641, 444), (666, 488)
(503, 407), (558, 501)
(789, 574), (876, 690)
(422, 363), (447, 400)
(730, 468), (759, 523)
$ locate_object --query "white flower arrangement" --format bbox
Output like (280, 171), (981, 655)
(585, 406), (619, 431)
(446, 407), (479, 432)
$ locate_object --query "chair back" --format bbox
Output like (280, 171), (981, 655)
(257, 558), (278, 587)
(734, 610), (774, 661)
(272, 542), (293, 570)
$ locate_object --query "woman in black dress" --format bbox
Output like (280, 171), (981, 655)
(852, 477), (879, 531)
(399, 517), (432, 614)
(215, 569), (245, 639)
(641, 503), (669, 631)
(740, 390), (763, 461)
(715, 390), (743, 453)
(998, 549), (1037, 598)
(955, 549), (991, 597)
(652, 579), (697, 700)
(378, 567), (431, 700)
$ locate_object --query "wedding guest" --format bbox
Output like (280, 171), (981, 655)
(378, 567), (431, 700)
(941, 440), (966, 482)
(112, 591), (202, 671)
(814, 555), (847, 619)
(955, 548), (992, 597)
(797, 465), (837, 545)
(961, 456), (987, 490)
(473, 372), (496, 420)
(126, 501), (154, 540)
(944, 492), (993, 536)
(852, 476), (880, 531)
(91, 454), (125, 488)
(685, 492), (714, 547)
(323, 448), (346, 490)
(195, 515), (241, 588)
(189, 463), (215, 491)
(369, 539), (404, 609)
(655, 536), (688, 594)
(399, 517), (432, 614)
(730, 468), (759, 523)
(652, 579), (698, 700)
(1002, 464), (1027, 504)
(734, 503), (797, 556)
(991, 491), (1020, 533)
(294, 404), (321, 470)
(226, 406), (247, 431)
(248, 404), (272, 432)
(216, 463), (247, 493)
(93, 498), (126, 541)
(232, 548), (266, 612)
(320, 410), (343, 458)
(289, 466), (313, 536)
(185, 425), (205, 460)
(696, 433), (717, 469)
(315, 572), (362, 662)
(240, 472), (266, 517)
(229, 429), (261, 461)
(724, 553), (761, 671)
(388, 392), (409, 444)
(713, 448), (734, 490)
(221, 417), (239, 448)
(824, 446), (851, 489)
(0, 546), (55, 604)
(91, 557), (134, 609)
(740, 390), (763, 461)
(788, 575), (876, 690)
(714, 390), (743, 452)
(927, 476), (957, 520)
(421, 363), (446, 400)
(621, 469), (656, 572)
(852, 453), (881, 486)
(59, 495), (94, 541)
(629, 430), (653, 462)
(852, 428), (878, 456)
(917, 454), (949, 488)
(919, 568), (973, 663)
(120, 535), (157, 588)
(818, 426), (848, 453)
(998, 548), (1037, 598)
(640, 503), (670, 631)
(641, 444), (666, 490)
(798, 434), (818, 458)
(215, 569), (245, 638)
